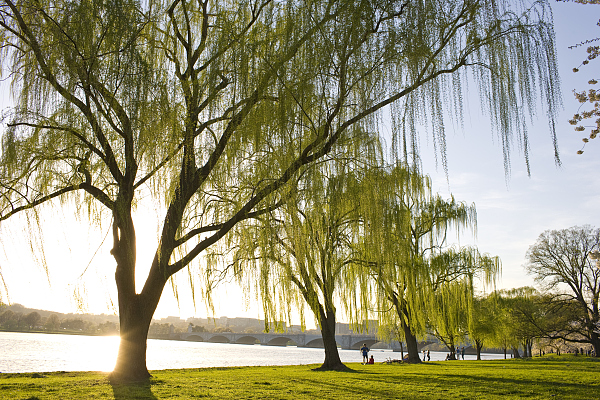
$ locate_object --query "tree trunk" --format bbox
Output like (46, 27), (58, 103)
(512, 347), (521, 359)
(314, 307), (347, 371)
(108, 200), (168, 383)
(447, 343), (457, 360)
(111, 296), (152, 382)
(589, 330), (600, 357)
(402, 321), (421, 363)
(475, 339), (483, 360)
(393, 301), (420, 363)
(110, 270), (167, 383)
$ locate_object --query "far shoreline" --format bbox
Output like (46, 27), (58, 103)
(0, 329), (506, 354)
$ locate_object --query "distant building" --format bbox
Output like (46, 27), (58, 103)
(157, 316), (186, 325)
(335, 320), (378, 335)
(335, 323), (351, 334)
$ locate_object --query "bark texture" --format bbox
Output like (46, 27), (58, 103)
(314, 307), (349, 371)
(402, 321), (422, 363)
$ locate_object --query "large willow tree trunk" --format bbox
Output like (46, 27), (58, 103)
(396, 303), (420, 363)
(111, 297), (152, 382)
(314, 306), (347, 371)
(108, 200), (167, 382)
(402, 321), (421, 363)
(111, 270), (166, 382)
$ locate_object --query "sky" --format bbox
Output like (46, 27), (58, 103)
(1, 1), (600, 324)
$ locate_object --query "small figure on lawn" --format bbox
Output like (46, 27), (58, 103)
(360, 343), (370, 364)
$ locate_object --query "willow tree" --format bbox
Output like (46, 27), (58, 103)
(0, 0), (560, 382)
(470, 293), (501, 360)
(425, 248), (500, 359)
(483, 290), (522, 358)
(355, 165), (485, 363)
(233, 154), (377, 371)
(493, 287), (547, 358)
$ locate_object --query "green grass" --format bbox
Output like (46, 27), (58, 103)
(1, 355), (599, 399)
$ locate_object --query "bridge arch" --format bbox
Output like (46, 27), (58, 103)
(416, 341), (435, 352)
(305, 338), (324, 348)
(235, 336), (260, 345)
(186, 335), (204, 342)
(350, 339), (379, 350)
(267, 336), (295, 346)
(208, 335), (230, 343)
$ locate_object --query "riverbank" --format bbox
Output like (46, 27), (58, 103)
(1, 355), (598, 399)
(0, 331), (504, 373)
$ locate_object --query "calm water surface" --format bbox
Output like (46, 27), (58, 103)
(0, 331), (502, 373)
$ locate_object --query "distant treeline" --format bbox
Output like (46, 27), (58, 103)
(0, 304), (119, 335)
(0, 304), (287, 337)
(0, 306), (119, 335)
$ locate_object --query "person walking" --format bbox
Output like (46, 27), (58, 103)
(360, 343), (370, 364)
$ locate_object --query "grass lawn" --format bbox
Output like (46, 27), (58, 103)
(1, 355), (598, 399)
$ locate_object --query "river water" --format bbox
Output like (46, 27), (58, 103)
(0, 331), (502, 373)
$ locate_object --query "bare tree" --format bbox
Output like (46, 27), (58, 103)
(526, 226), (600, 355)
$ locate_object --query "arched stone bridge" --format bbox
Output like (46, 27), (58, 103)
(171, 331), (437, 351)
(171, 332), (384, 350)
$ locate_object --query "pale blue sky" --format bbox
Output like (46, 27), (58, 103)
(1, 1), (599, 322)
(419, 1), (600, 292)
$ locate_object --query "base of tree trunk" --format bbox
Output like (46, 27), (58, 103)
(312, 362), (352, 372)
(401, 322), (421, 364)
(109, 339), (152, 384)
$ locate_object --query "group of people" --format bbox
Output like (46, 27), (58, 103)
(361, 344), (434, 363)
(445, 347), (467, 360)
(361, 344), (473, 363)
(421, 350), (431, 361)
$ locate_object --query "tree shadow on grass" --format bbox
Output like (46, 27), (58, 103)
(311, 364), (357, 373)
(110, 380), (158, 400)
